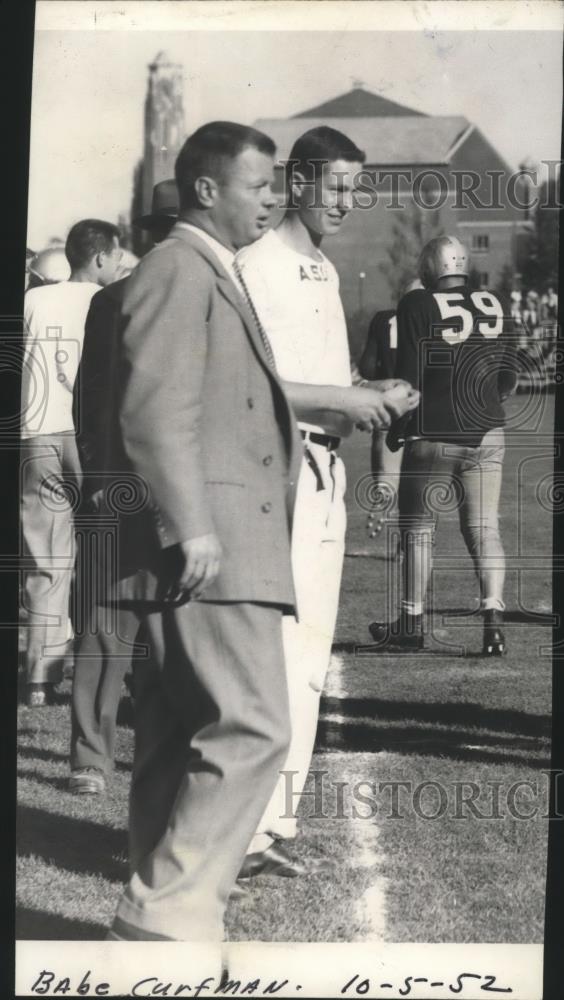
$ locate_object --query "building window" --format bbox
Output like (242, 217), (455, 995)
(479, 272), (489, 288)
(471, 234), (490, 252)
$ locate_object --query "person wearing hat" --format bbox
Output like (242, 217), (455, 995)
(69, 180), (179, 794)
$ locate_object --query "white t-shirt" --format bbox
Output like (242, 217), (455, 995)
(237, 228), (351, 433)
(21, 280), (100, 438)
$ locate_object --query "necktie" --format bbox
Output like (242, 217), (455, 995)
(232, 258), (277, 373)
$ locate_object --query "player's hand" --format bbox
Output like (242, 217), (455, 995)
(353, 388), (394, 431)
(370, 378), (412, 393)
(344, 386), (395, 431)
(174, 534), (222, 599)
(382, 384), (421, 419)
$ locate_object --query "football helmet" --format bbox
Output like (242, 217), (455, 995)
(28, 247), (71, 285)
(418, 235), (469, 289)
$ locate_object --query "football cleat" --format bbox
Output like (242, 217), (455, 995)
(482, 609), (506, 656)
(418, 235), (469, 290)
(368, 613), (424, 651)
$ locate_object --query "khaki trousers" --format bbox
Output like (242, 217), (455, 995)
(20, 433), (81, 684)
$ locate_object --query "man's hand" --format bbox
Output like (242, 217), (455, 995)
(346, 385), (420, 432)
(370, 378), (412, 393)
(174, 533), (222, 600)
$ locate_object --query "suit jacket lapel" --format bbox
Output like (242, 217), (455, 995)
(167, 224), (274, 373)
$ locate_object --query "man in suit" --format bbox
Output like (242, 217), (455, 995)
(99, 121), (304, 942)
(69, 180), (180, 794)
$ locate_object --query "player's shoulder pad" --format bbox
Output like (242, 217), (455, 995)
(397, 288), (433, 313)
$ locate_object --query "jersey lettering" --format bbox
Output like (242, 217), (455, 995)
(434, 291), (504, 344)
(298, 263), (329, 283)
(472, 291), (504, 338)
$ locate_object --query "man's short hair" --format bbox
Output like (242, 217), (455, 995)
(65, 219), (120, 270)
(175, 121), (276, 210)
(287, 126), (366, 183)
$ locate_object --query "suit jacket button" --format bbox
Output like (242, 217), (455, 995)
(263, 455), (273, 466)
(247, 397), (254, 409)
(261, 501), (272, 513)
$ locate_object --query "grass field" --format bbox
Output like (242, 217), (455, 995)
(16, 394), (553, 943)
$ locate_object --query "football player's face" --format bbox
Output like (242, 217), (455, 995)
(299, 158), (362, 238)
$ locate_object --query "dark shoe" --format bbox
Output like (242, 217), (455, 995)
(482, 609), (506, 656)
(69, 767), (106, 795)
(368, 613), (424, 651)
(26, 682), (56, 707)
(239, 840), (330, 879)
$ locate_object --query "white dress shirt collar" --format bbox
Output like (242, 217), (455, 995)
(176, 221), (240, 286)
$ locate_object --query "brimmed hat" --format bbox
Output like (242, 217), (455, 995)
(134, 179), (179, 231)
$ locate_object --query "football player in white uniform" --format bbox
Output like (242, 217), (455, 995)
(237, 126), (418, 878)
(369, 235), (518, 656)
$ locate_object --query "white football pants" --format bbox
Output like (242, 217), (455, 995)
(254, 440), (347, 841)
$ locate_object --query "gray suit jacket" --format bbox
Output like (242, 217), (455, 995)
(93, 224), (301, 608)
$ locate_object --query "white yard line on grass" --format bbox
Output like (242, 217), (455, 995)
(324, 651), (389, 941)
(324, 653), (346, 698)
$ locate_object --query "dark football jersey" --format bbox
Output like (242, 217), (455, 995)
(359, 309), (397, 381)
(393, 284), (516, 446)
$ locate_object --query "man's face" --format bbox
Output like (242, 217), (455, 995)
(214, 147), (277, 250)
(296, 158), (363, 239)
(98, 236), (123, 285)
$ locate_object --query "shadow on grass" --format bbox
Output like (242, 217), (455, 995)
(320, 696), (550, 737)
(16, 906), (107, 940)
(18, 743), (131, 774)
(17, 804), (128, 882)
(316, 696), (551, 767)
(434, 607), (555, 626)
(17, 768), (73, 793)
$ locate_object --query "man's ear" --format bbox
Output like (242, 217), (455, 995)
(194, 175), (219, 209)
(95, 252), (104, 269)
(289, 169), (308, 206)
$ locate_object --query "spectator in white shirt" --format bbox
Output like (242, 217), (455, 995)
(21, 219), (122, 706)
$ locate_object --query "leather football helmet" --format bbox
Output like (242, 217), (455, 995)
(418, 235), (469, 289)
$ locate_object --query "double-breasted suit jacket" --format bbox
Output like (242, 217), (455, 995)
(83, 224), (302, 609)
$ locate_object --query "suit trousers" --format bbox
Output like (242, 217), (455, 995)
(112, 598), (290, 941)
(20, 432), (81, 684)
(70, 605), (136, 774)
(254, 445), (346, 841)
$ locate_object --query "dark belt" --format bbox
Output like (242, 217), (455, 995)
(301, 430), (341, 452)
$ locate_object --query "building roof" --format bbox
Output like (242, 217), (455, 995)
(295, 86), (426, 119)
(254, 115), (473, 166)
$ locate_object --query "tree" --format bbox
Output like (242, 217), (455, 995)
(380, 201), (443, 301)
(519, 173), (560, 291)
(130, 159), (148, 258)
(495, 262), (515, 300)
(468, 267), (482, 292)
